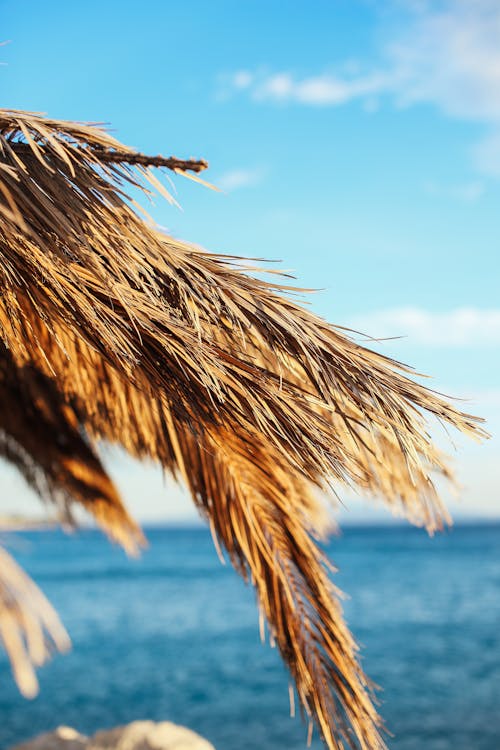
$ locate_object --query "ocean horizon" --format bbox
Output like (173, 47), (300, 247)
(0, 522), (498, 750)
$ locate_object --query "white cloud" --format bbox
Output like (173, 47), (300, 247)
(423, 179), (484, 202)
(223, 1), (500, 173)
(252, 71), (391, 106)
(216, 167), (265, 192)
(226, 69), (392, 107)
(232, 70), (254, 90)
(347, 307), (500, 347)
(388, 0), (500, 122)
(226, 3), (500, 114)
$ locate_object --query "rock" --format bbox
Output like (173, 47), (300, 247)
(9, 722), (215, 750)
(89, 721), (215, 750)
(10, 726), (88, 750)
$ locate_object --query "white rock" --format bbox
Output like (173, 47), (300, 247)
(88, 721), (215, 750)
(9, 722), (215, 750)
(10, 726), (88, 750)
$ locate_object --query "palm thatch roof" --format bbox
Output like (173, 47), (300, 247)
(0, 109), (486, 750)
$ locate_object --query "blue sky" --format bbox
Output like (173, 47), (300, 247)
(1, 0), (499, 522)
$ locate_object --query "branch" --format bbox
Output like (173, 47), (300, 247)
(91, 147), (209, 173)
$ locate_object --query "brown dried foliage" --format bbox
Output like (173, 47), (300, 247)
(0, 110), (486, 749)
(0, 546), (70, 699)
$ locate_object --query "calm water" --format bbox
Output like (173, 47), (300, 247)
(0, 524), (499, 750)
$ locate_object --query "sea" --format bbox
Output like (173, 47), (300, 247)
(0, 524), (498, 750)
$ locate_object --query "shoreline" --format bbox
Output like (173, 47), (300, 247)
(0, 520), (56, 532)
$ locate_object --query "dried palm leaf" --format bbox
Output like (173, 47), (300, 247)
(0, 109), (487, 750)
(0, 342), (144, 554)
(0, 546), (70, 698)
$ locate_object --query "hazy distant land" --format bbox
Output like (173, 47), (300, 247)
(0, 514), (54, 531)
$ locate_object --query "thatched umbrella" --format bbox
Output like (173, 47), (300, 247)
(0, 109), (486, 750)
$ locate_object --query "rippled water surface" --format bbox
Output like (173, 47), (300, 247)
(0, 524), (499, 749)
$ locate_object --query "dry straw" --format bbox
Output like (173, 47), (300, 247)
(0, 109), (487, 750)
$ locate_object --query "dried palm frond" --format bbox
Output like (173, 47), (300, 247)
(0, 109), (487, 750)
(0, 342), (144, 554)
(0, 546), (70, 698)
